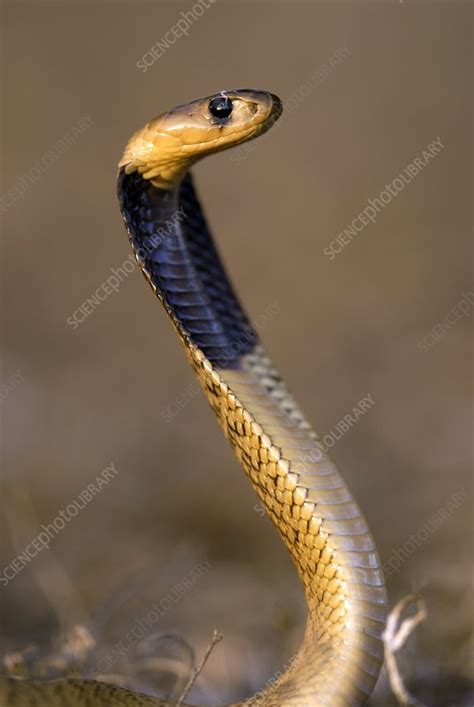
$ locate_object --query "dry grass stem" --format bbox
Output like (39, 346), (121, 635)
(383, 594), (428, 706)
(175, 629), (223, 706)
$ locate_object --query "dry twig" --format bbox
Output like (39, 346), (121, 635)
(175, 628), (223, 705)
(383, 594), (428, 706)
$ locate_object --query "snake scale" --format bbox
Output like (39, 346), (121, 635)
(0, 89), (387, 706)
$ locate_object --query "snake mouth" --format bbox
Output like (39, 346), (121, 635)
(269, 93), (283, 121)
(254, 92), (282, 138)
(247, 91), (282, 138)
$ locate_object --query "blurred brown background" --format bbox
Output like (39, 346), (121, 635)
(1, 1), (472, 704)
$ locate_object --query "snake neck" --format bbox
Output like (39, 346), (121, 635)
(117, 169), (257, 369)
(117, 169), (387, 706)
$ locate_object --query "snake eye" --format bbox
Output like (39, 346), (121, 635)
(209, 95), (233, 119)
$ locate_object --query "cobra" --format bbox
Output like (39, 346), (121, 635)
(0, 89), (387, 706)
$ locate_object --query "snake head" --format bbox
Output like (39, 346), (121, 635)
(119, 88), (282, 189)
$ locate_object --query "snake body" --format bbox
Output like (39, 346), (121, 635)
(0, 89), (386, 706)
